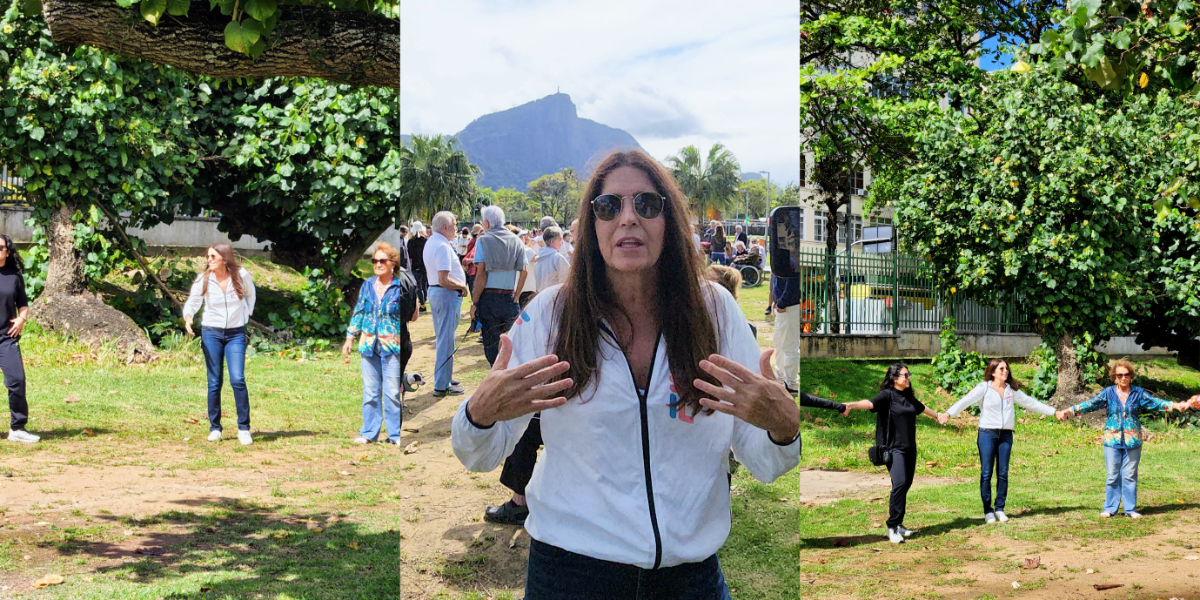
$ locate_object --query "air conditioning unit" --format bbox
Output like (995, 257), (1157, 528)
(855, 188), (866, 196)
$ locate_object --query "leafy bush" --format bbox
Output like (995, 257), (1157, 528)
(932, 317), (987, 398)
(1027, 334), (1111, 401)
(266, 267), (351, 341)
(1027, 343), (1058, 401)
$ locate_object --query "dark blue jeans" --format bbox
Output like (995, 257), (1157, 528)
(477, 291), (520, 366)
(201, 326), (250, 432)
(977, 429), (1013, 514)
(525, 539), (732, 600)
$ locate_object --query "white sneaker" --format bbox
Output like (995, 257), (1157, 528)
(995, 510), (1009, 522)
(897, 525), (914, 537)
(237, 430), (253, 445)
(7, 429), (39, 443)
(207, 430), (222, 442)
(1127, 511), (1142, 519)
(887, 527), (905, 544)
(353, 437), (371, 444)
(984, 512), (997, 524)
(1100, 511), (1112, 518)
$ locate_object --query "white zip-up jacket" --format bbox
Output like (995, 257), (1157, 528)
(452, 283), (800, 569)
(182, 268), (257, 329)
(946, 382), (1056, 430)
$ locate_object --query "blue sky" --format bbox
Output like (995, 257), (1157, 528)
(401, 0), (801, 185)
(979, 35), (1014, 71)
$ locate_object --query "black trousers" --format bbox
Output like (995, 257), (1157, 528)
(887, 446), (918, 529)
(414, 271), (428, 307)
(499, 415), (542, 496)
(477, 291), (520, 366)
(525, 539), (731, 600)
(0, 336), (28, 431)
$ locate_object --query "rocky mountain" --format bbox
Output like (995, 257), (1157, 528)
(408, 94), (642, 190)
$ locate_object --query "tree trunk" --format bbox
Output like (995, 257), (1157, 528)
(29, 199), (156, 363)
(1054, 330), (1084, 400)
(822, 193), (846, 334)
(42, 0), (398, 89)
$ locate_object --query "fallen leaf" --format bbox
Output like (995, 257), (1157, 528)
(1021, 556), (1041, 570)
(64, 394), (80, 403)
(805, 558), (827, 564)
(123, 529), (134, 536)
(108, 390), (117, 395)
(358, 454), (367, 461)
(348, 542), (359, 550)
(264, 388), (284, 393)
(82, 429), (94, 436)
(925, 461), (940, 467)
(832, 539), (850, 547)
(338, 470), (350, 476)
(313, 527), (323, 533)
(404, 442), (420, 454)
(1093, 584), (1123, 591)
(34, 521), (50, 526)
(62, 379), (70, 385)
(183, 417), (199, 424)
(134, 546), (164, 555)
(32, 574), (64, 588)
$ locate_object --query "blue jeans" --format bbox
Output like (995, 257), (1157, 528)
(1103, 445), (1142, 514)
(428, 286), (463, 391)
(977, 429), (1013, 514)
(200, 326), (250, 432)
(710, 252), (727, 265)
(524, 539), (732, 600)
(360, 343), (403, 443)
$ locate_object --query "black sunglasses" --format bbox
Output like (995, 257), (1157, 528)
(370, 258), (392, 265)
(591, 192), (666, 221)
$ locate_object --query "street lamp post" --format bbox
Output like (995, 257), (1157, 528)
(759, 170), (771, 213)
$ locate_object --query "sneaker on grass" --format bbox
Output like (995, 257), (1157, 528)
(886, 527), (905, 544)
(1100, 511), (1112, 518)
(984, 512), (997, 524)
(7, 429), (39, 443)
(995, 510), (1009, 522)
(207, 430), (222, 442)
(896, 525), (914, 537)
(237, 430), (253, 445)
(1127, 511), (1142, 519)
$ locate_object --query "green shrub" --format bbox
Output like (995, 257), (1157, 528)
(932, 317), (987, 400)
(266, 267), (350, 341)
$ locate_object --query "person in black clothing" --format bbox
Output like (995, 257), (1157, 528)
(407, 224), (429, 311)
(844, 364), (947, 544)
(0, 235), (36, 443)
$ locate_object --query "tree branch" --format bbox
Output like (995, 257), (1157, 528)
(42, 0), (399, 89)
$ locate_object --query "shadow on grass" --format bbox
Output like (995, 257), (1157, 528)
(39, 497), (398, 599)
(250, 429), (326, 442)
(432, 521), (529, 592)
(33, 427), (117, 441)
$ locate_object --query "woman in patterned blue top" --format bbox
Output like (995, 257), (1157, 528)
(342, 242), (418, 445)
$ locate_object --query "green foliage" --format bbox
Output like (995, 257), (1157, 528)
(1034, 0), (1200, 95)
(894, 68), (1185, 345)
(397, 134), (479, 223)
(20, 220), (48, 298)
(265, 267), (349, 340)
(666, 143), (741, 223)
(1072, 331), (1111, 388)
(931, 317), (987, 399)
(526, 168), (580, 227)
(1027, 343), (1059, 400)
(119, 253), (196, 342)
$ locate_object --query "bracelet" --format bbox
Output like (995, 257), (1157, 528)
(464, 402), (495, 430)
(768, 428), (801, 446)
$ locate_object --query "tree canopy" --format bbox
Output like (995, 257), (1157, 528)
(666, 143), (741, 224)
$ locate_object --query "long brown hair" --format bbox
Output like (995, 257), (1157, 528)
(199, 243), (246, 299)
(983, 358), (1022, 392)
(551, 150), (719, 415)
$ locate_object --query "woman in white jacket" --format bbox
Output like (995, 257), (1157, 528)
(451, 150), (801, 599)
(941, 358), (1057, 523)
(183, 243), (257, 445)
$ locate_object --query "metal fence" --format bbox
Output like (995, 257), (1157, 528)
(1, 165), (25, 205)
(784, 248), (1030, 335)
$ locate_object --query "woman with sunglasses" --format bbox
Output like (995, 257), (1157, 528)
(1056, 359), (1178, 518)
(844, 364), (948, 544)
(0, 235), (36, 443)
(941, 358), (1057, 524)
(452, 150), (800, 599)
(343, 242), (420, 445)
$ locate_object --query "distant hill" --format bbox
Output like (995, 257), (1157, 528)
(447, 93), (643, 190)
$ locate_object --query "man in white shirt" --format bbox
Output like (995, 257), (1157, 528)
(560, 218), (578, 256)
(423, 212), (470, 397)
(534, 226), (571, 292)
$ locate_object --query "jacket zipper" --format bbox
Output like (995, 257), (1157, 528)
(601, 322), (664, 570)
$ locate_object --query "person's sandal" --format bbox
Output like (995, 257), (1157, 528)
(483, 500), (529, 526)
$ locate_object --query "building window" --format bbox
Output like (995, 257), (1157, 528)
(814, 210), (827, 243)
(800, 156), (807, 188)
(853, 169), (865, 193)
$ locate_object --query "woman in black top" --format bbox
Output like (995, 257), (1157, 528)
(0, 234), (36, 443)
(845, 363), (946, 543)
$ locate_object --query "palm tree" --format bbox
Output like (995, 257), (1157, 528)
(398, 135), (480, 217)
(666, 143), (741, 224)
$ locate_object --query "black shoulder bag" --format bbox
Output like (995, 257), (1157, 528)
(867, 397), (893, 467)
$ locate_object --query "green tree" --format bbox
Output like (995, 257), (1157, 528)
(485, 187), (535, 226)
(527, 168), (580, 227)
(893, 68), (1182, 397)
(665, 144), (741, 224)
(398, 134), (479, 220)
(1, 2), (201, 357)
(737, 179), (784, 219)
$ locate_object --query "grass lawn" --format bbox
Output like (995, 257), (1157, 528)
(1, 259), (1198, 599)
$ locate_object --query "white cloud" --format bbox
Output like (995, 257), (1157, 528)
(400, 0), (799, 184)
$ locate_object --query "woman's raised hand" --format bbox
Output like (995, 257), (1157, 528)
(465, 334), (572, 427)
(695, 349), (801, 442)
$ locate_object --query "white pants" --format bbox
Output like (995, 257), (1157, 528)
(772, 305), (801, 388)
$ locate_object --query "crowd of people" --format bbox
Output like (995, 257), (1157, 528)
(3, 150), (1200, 599)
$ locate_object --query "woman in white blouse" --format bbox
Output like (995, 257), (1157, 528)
(451, 150), (801, 599)
(940, 358), (1057, 523)
(183, 243), (257, 445)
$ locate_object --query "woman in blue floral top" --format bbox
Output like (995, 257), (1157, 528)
(1056, 359), (1182, 518)
(342, 242), (419, 445)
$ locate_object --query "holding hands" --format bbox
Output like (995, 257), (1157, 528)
(937, 412), (950, 426)
(694, 350), (801, 442)
(466, 334), (573, 427)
